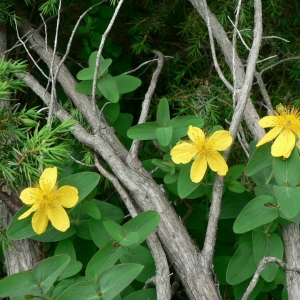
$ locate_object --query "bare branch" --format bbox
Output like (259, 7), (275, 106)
(242, 256), (300, 300)
(122, 56), (173, 75)
(254, 71), (273, 113)
(128, 50), (165, 161)
(260, 56), (300, 76)
(202, 0), (233, 92)
(14, 17), (49, 80)
(202, 0), (263, 271)
(92, 0), (125, 113)
(47, 0), (62, 124)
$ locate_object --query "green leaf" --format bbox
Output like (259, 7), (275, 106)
(123, 211), (160, 245)
(86, 241), (128, 281)
(33, 255), (70, 294)
(164, 171), (179, 184)
(120, 246), (155, 283)
(81, 202), (101, 220)
(0, 270), (40, 298)
(156, 98), (171, 126)
(151, 158), (173, 172)
(77, 67), (96, 80)
(56, 281), (100, 300)
(75, 80), (101, 95)
(225, 165), (244, 182)
(55, 240), (77, 260)
(177, 162), (200, 198)
(273, 148), (300, 187)
(122, 289), (157, 300)
(92, 200), (124, 223)
(253, 232), (283, 282)
(273, 185), (300, 219)
(233, 277), (264, 300)
(88, 51), (98, 67)
(31, 224), (77, 242)
(58, 261), (83, 281)
(114, 75), (141, 94)
(100, 58), (112, 76)
(233, 195), (279, 234)
(156, 126), (173, 146)
(90, 217), (119, 248)
(127, 122), (160, 140)
(119, 232), (140, 247)
(245, 143), (273, 176)
(220, 191), (252, 219)
(226, 242), (257, 285)
(113, 113), (134, 137)
(103, 221), (125, 241)
(97, 264), (144, 300)
(227, 181), (245, 193)
(171, 116), (204, 142)
(98, 101), (120, 126)
(97, 75), (119, 103)
(7, 206), (35, 240)
(59, 172), (101, 202)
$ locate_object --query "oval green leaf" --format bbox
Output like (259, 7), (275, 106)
(156, 126), (173, 146)
(253, 232), (283, 282)
(273, 148), (300, 187)
(273, 185), (300, 219)
(98, 75), (119, 103)
(127, 122), (160, 140)
(226, 242), (256, 285)
(233, 195), (279, 234)
(114, 74), (141, 94)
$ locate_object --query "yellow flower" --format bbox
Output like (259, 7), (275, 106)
(18, 167), (79, 235)
(256, 105), (300, 158)
(170, 126), (232, 183)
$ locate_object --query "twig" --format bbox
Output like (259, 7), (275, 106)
(128, 50), (164, 161)
(260, 56), (300, 76)
(256, 54), (277, 64)
(122, 56), (173, 75)
(237, 126), (250, 158)
(202, 0), (233, 92)
(241, 256), (300, 300)
(13, 16), (49, 80)
(230, 0), (243, 107)
(262, 35), (290, 43)
(68, 153), (94, 167)
(92, 0), (125, 113)
(254, 71), (273, 113)
(202, 0), (263, 272)
(227, 16), (250, 51)
(54, 1), (105, 79)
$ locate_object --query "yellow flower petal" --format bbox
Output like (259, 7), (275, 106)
(190, 155), (207, 183)
(48, 204), (70, 232)
(207, 151), (228, 176)
(292, 126), (300, 139)
(32, 205), (48, 234)
(187, 126), (205, 146)
(271, 129), (295, 158)
(19, 188), (41, 205)
(18, 203), (39, 220)
(256, 126), (283, 147)
(170, 142), (198, 164)
(258, 116), (281, 128)
(206, 130), (232, 151)
(54, 186), (79, 208)
(39, 167), (57, 193)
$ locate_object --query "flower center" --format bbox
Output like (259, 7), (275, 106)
(43, 194), (50, 203)
(285, 121), (292, 127)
